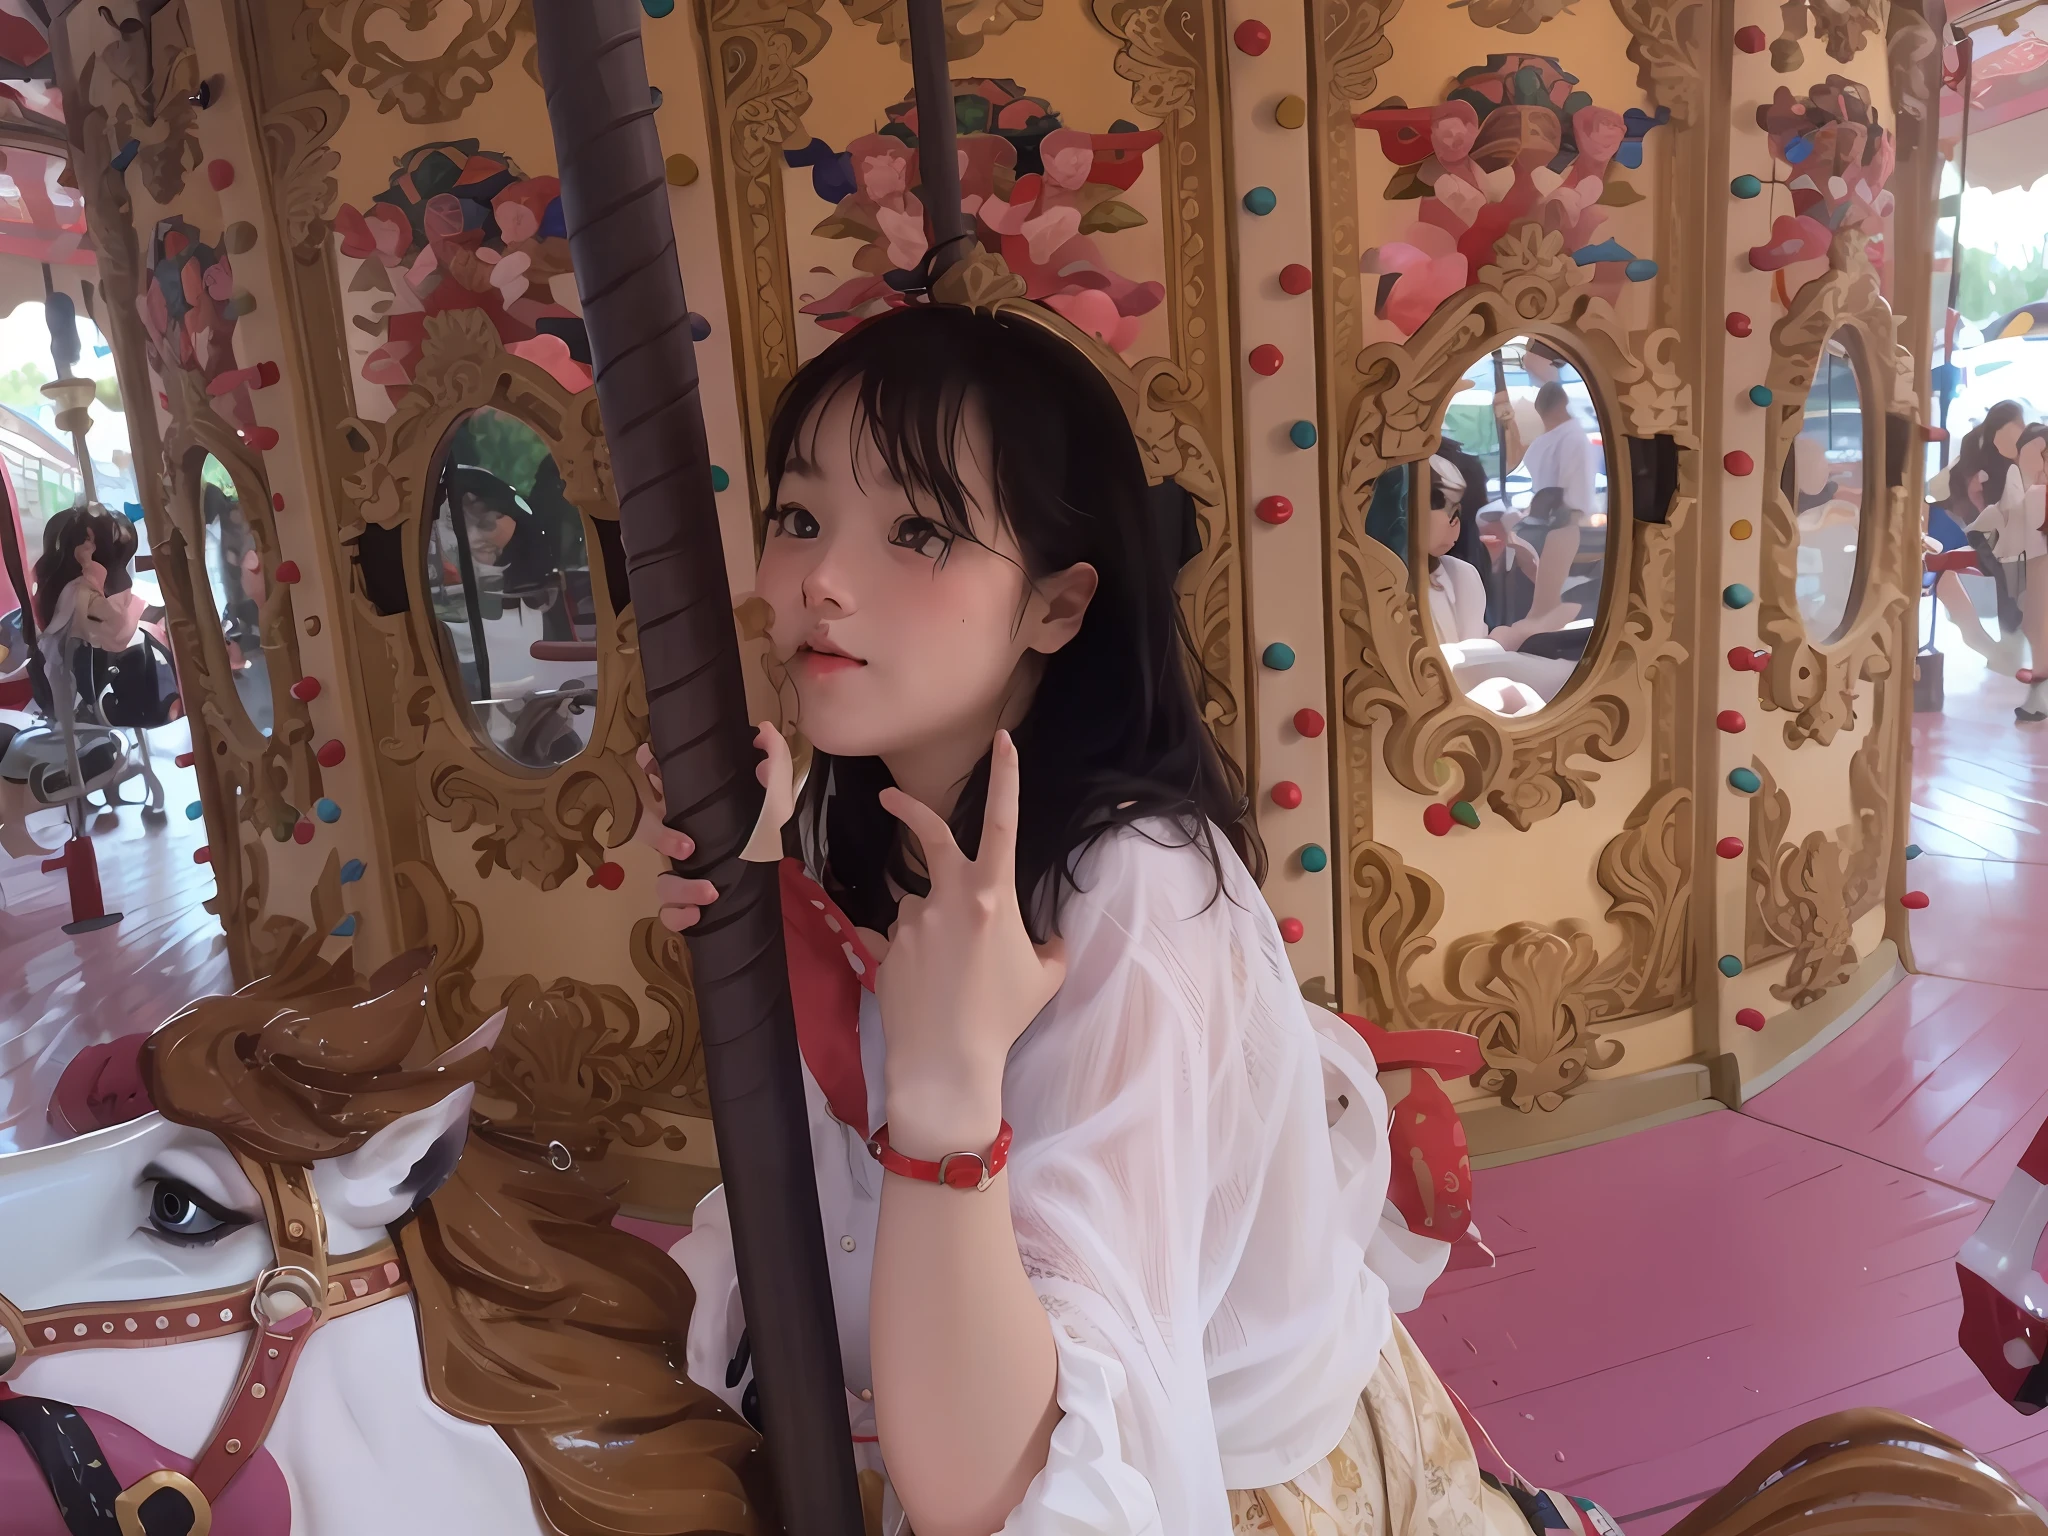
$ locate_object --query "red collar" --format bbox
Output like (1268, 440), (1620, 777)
(780, 859), (876, 1139)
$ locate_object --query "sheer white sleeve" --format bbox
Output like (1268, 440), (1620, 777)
(997, 824), (1390, 1533)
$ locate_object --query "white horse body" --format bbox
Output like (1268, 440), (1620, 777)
(0, 1100), (551, 1535)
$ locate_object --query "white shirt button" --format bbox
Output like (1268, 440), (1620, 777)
(859, 1388), (873, 1401)
(840, 1235), (857, 1252)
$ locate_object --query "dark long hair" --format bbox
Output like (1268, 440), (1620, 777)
(1955, 399), (2027, 514)
(32, 504), (93, 627)
(765, 305), (1262, 940)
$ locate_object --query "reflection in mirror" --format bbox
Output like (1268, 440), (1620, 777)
(426, 407), (596, 769)
(1405, 337), (1612, 717)
(1785, 334), (1863, 643)
(200, 456), (271, 735)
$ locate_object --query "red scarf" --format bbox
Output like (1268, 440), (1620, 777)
(780, 858), (877, 1139)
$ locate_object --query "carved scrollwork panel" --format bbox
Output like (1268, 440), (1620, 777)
(1606, 0), (1704, 124)
(1333, 225), (1692, 831)
(260, 89), (349, 267)
(339, 310), (644, 889)
(299, 0), (532, 123)
(1757, 244), (1912, 748)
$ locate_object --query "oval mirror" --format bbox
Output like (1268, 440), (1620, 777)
(198, 455), (272, 735)
(1784, 332), (1864, 643)
(1401, 336), (1614, 718)
(425, 407), (596, 769)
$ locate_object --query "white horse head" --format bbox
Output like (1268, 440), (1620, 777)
(0, 960), (758, 1536)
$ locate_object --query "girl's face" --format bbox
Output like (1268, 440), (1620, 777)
(2023, 438), (2048, 487)
(1425, 497), (1461, 559)
(1995, 417), (2025, 458)
(757, 386), (1097, 769)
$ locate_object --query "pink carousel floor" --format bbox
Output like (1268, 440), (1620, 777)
(1405, 631), (2048, 1531)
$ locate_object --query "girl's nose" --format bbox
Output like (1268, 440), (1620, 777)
(799, 545), (856, 617)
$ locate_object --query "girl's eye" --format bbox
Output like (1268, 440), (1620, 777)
(146, 1178), (251, 1246)
(769, 505), (819, 539)
(889, 517), (952, 560)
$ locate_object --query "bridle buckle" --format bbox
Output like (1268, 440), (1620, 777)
(252, 1265), (325, 1328)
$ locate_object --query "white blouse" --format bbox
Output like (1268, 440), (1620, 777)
(673, 820), (1446, 1535)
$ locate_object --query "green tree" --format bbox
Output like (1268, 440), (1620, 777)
(0, 360), (50, 413)
(1958, 241), (2048, 328)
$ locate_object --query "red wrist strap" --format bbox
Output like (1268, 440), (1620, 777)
(867, 1121), (1013, 1191)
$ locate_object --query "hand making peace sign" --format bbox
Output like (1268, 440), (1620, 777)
(874, 730), (1067, 1158)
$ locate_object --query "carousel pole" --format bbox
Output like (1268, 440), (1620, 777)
(904, 0), (972, 274)
(528, 6), (863, 1533)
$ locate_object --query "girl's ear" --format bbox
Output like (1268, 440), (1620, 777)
(1026, 561), (1099, 655)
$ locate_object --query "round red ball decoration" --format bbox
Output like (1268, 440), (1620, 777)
(1717, 836), (1745, 860)
(206, 158), (235, 190)
(1751, 649), (1772, 671)
(194, 846), (212, 865)
(1423, 803), (1454, 837)
(292, 819), (316, 846)
(272, 493), (286, 512)
(1724, 450), (1755, 476)
(1726, 312), (1753, 338)
(316, 739), (346, 768)
(590, 862), (626, 891)
(1270, 780), (1304, 809)
(1735, 1007), (1767, 1032)
(1734, 24), (1767, 52)
(244, 426), (279, 451)
(255, 361), (281, 388)
(1293, 707), (1326, 738)
(1901, 891), (1931, 910)
(1279, 264), (1313, 295)
(175, 751), (196, 768)
(1727, 646), (1758, 672)
(275, 561), (301, 584)
(1233, 18), (1271, 54)
(1249, 344), (1284, 376)
(1256, 495), (1294, 525)
(290, 676), (322, 702)
(1277, 916), (1305, 944)
(1716, 709), (1746, 732)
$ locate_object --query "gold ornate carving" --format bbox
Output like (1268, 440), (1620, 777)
(1344, 790), (1691, 1110)
(1333, 224), (1691, 830)
(840, 0), (1042, 60)
(1454, 0), (1572, 32)
(1743, 764), (1858, 1008)
(1607, 0), (1705, 124)
(1757, 242), (1911, 747)
(339, 310), (644, 888)
(1322, 0), (1398, 105)
(1770, 0), (1885, 71)
(1887, 4), (1943, 157)
(260, 89), (349, 266)
(76, 1), (203, 203)
(300, 0), (532, 122)
(397, 858), (711, 1120)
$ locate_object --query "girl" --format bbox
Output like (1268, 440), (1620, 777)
(635, 307), (1608, 1536)
(32, 505), (146, 669)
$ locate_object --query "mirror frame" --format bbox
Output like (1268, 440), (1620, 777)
(1403, 334), (1627, 723)
(1756, 246), (1913, 748)
(339, 312), (646, 891)
(1330, 226), (1696, 833)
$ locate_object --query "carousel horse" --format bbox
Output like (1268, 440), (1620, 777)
(0, 944), (761, 1536)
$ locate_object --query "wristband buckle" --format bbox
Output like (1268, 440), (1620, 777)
(936, 1151), (996, 1193)
(867, 1120), (1013, 1191)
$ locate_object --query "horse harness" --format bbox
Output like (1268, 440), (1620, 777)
(0, 1152), (408, 1536)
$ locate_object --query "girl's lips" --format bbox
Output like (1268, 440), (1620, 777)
(795, 646), (866, 676)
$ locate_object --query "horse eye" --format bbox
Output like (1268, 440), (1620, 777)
(146, 1178), (247, 1245)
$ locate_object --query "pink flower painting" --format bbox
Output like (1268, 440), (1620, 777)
(1356, 54), (1667, 337)
(1750, 77), (1895, 290)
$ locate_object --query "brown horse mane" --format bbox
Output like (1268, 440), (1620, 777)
(143, 948), (763, 1536)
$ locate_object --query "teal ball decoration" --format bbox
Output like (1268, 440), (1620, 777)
(1728, 767), (1762, 794)
(315, 798), (341, 824)
(1748, 385), (1773, 407)
(185, 801), (204, 821)
(710, 465), (731, 492)
(1731, 174), (1763, 199)
(1243, 186), (1277, 216)
(341, 859), (367, 884)
(1289, 420), (1318, 450)
(642, 0), (677, 14)
(1723, 583), (1755, 609)
(331, 914), (358, 937)
(1905, 843), (1922, 860)
(1718, 954), (1744, 978)
(1624, 259), (1658, 282)
(1262, 642), (1296, 671)
(1299, 844), (1328, 873)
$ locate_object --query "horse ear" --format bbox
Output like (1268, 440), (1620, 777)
(322, 1008), (506, 1228)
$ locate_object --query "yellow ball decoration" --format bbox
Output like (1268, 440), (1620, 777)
(665, 153), (701, 188)
(1730, 518), (1754, 540)
(1274, 95), (1307, 130)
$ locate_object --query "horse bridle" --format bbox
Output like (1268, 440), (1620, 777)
(0, 1151), (410, 1536)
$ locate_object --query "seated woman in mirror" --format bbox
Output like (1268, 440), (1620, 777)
(33, 505), (148, 673)
(1423, 456), (1578, 717)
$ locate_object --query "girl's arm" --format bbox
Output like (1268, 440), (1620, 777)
(867, 733), (1065, 1536)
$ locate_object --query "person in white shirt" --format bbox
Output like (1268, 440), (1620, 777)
(631, 308), (1594, 1536)
(1514, 382), (1596, 628)
(2013, 425), (2048, 722)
